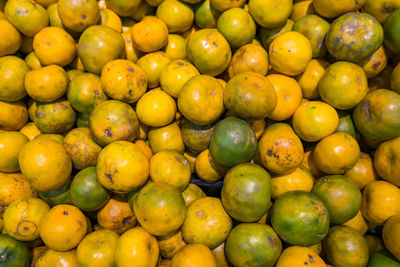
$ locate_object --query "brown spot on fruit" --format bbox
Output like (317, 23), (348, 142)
(361, 100), (372, 121)
(105, 128), (113, 137)
(308, 254), (314, 263)
(105, 173), (113, 184)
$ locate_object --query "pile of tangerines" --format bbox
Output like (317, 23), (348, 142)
(1, 0), (400, 266)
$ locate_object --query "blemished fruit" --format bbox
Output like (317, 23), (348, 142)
(225, 223), (282, 267)
(271, 190), (330, 246)
(2, 0), (400, 264)
(209, 117), (258, 168)
(325, 12), (383, 62)
(221, 163), (272, 222)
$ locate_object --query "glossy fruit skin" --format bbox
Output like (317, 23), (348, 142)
(293, 15), (330, 58)
(5, 0), (49, 37)
(194, 0), (220, 29)
(40, 204), (87, 251)
(115, 227), (159, 267)
(249, 0), (292, 28)
(269, 31), (312, 76)
(217, 8), (256, 48)
(171, 243), (217, 267)
(34, 98), (76, 134)
(57, 0), (100, 32)
(0, 234), (29, 267)
(178, 75), (224, 126)
(137, 51), (171, 88)
(134, 182), (186, 236)
(271, 191), (330, 246)
(363, 0), (400, 23)
(361, 181), (400, 226)
(336, 112), (359, 140)
(101, 59), (147, 104)
(131, 16), (168, 53)
(160, 60), (200, 98)
(3, 198), (50, 241)
(312, 175), (361, 224)
(313, 132), (360, 175)
(99, 8), (122, 32)
(35, 249), (79, 267)
(326, 12), (383, 62)
(89, 100), (139, 146)
(383, 215), (400, 261)
(156, 0), (194, 33)
(76, 229), (119, 267)
(342, 209), (368, 235)
(271, 165), (314, 200)
(0, 100), (28, 131)
(105, 0), (141, 17)
(148, 123), (185, 154)
(275, 246), (326, 267)
(228, 44), (269, 78)
(313, 0), (366, 18)
(209, 117), (258, 168)
(323, 225), (369, 267)
(266, 74), (303, 121)
(0, 131), (28, 173)
(33, 26), (76, 67)
(21, 118), (40, 140)
(181, 183), (206, 206)
(293, 101), (339, 142)
(181, 197), (232, 249)
(258, 19), (294, 50)
(368, 250), (400, 267)
(384, 10), (400, 53)
(67, 73), (107, 114)
(78, 25), (124, 74)
(224, 72), (277, 121)
(25, 65), (69, 103)
(221, 163), (272, 222)
(97, 141), (149, 193)
(258, 123), (304, 174)
(136, 89), (177, 127)
(121, 31), (141, 63)
(63, 127), (102, 170)
(195, 148), (226, 183)
(353, 89), (400, 141)
(296, 59), (328, 99)
(318, 61), (368, 110)
(18, 138), (71, 192)
(0, 173), (34, 206)
(225, 223), (282, 267)
(344, 152), (377, 189)
(149, 150), (191, 191)
(70, 167), (110, 212)
(187, 28), (231, 76)
(210, 0), (245, 12)
(0, 56), (29, 101)
(0, 19), (21, 57)
(374, 136), (400, 186)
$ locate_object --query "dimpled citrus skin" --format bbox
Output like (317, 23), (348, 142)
(186, 29), (231, 76)
(325, 12), (383, 63)
(269, 31), (312, 76)
(18, 138), (72, 192)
